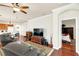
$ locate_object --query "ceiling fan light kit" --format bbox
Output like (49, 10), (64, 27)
(0, 3), (29, 14)
(13, 7), (20, 12)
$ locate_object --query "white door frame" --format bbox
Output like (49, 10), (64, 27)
(58, 11), (78, 53)
(52, 4), (79, 54)
(61, 18), (76, 51)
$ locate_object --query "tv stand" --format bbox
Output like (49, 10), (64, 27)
(31, 36), (43, 44)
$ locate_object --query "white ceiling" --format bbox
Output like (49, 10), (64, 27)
(0, 3), (69, 24)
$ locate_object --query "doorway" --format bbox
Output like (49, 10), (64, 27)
(62, 19), (76, 52)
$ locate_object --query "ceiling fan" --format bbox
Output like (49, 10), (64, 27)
(0, 3), (29, 14)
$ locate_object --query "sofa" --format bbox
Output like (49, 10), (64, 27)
(0, 33), (16, 46)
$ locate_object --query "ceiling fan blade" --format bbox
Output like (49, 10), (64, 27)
(0, 4), (12, 8)
(20, 6), (29, 9)
(12, 3), (17, 7)
(20, 10), (27, 14)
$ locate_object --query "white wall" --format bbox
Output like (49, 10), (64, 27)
(20, 23), (28, 36)
(62, 19), (76, 39)
(13, 25), (21, 34)
(7, 26), (14, 33)
(20, 14), (52, 44)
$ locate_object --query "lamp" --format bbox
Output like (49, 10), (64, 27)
(8, 13), (13, 26)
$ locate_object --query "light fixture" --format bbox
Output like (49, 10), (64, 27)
(13, 7), (20, 11)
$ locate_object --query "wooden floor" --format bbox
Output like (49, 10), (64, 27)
(51, 43), (78, 56)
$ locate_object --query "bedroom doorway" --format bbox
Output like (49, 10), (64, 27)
(62, 19), (76, 52)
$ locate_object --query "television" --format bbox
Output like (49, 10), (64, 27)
(33, 28), (43, 36)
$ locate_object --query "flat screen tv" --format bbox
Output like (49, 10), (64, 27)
(33, 28), (43, 36)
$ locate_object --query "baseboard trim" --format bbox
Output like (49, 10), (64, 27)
(53, 45), (61, 50)
(47, 49), (54, 56)
(76, 50), (79, 55)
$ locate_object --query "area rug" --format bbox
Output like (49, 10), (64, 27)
(26, 41), (53, 56)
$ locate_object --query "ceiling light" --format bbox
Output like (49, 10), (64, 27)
(13, 7), (20, 11)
